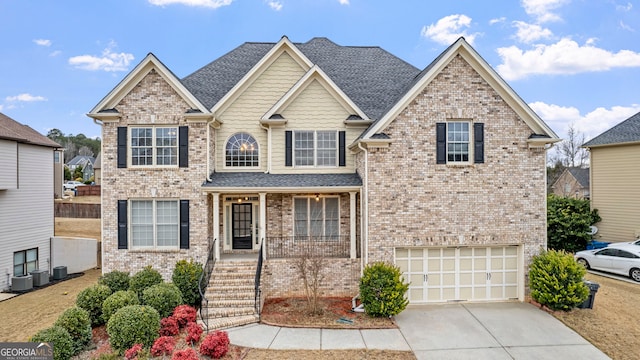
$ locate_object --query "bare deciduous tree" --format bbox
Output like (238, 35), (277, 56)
(557, 123), (589, 168)
(295, 251), (325, 315)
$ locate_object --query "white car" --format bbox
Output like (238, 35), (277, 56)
(575, 245), (640, 282)
(63, 181), (85, 190)
(608, 239), (640, 248)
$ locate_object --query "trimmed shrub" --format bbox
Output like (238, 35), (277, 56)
(129, 266), (163, 300)
(173, 305), (197, 328)
(30, 325), (74, 360)
(106, 305), (160, 354)
(142, 283), (183, 318)
(99, 270), (131, 293)
(151, 336), (176, 357)
(172, 348), (199, 360)
(124, 343), (143, 360)
(172, 259), (203, 307)
(159, 316), (180, 337)
(185, 322), (203, 345)
(102, 290), (140, 323)
(54, 306), (92, 355)
(359, 262), (409, 317)
(199, 331), (229, 359)
(529, 249), (590, 311)
(548, 195), (601, 252)
(76, 284), (112, 326)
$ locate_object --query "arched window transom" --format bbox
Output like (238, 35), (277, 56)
(225, 133), (259, 167)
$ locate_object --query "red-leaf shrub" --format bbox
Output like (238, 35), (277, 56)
(173, 305), (197, 328)
(185, 322), (203, 345)
(199, 331), (229, 359)
(124, 343), (143, 360)
(171, 348), (198, 360)
(159, 316), (180, 336)
(150, 336), (175, 357)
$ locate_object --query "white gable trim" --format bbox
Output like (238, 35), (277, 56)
(210, 36), (314, 117)
(361, 38), (559, 141)
(262, 65), (370, 121)
(88, 53), (209, 115)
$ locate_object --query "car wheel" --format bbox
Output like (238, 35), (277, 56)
(576, 258), (590, 269)
(630, 268), (640, 282)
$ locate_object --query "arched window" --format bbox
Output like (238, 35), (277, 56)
(225, 133), (259, 167)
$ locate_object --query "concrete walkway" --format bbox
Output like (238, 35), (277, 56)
(227, 302), (610, 359)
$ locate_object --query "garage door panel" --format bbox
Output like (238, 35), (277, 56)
(411, 259), (423, 272)
(505, 286), (518, 298)
(443, 259), (455, 271)
(396, 259), (408, 273)
(459, 258), (472, 270)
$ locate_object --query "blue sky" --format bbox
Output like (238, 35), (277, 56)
(1, 0), (639, 145)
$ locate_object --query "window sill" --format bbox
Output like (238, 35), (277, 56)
(445, 163), (475, 168)
(128, 248), (182, 253)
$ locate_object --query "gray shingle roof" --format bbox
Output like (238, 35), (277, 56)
(567, 167), (589, 188)
(583, 111), (640, 147)
(0, 112), (60, 148)
(203, 172), (362, 188)
(181, 37), (421, 121)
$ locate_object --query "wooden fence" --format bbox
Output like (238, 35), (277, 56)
(55, 203), (101, 218)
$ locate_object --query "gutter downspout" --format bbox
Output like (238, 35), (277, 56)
(357, 141), (368, 270)
(259, 123), (271, 173)
(206, 117), (221, 182)
(92, 117), (105, 272)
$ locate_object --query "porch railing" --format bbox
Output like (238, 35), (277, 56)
(266, 235), (355, 258)
(254, 240), (264, 317)
(198, 237), (217, 332)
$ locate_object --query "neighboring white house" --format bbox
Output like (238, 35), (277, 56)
(0, 112), (61, 291)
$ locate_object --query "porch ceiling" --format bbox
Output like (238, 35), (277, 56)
(202, 172), (362, 193)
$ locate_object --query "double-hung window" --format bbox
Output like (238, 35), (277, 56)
(294, 131), (337, 167)
(447, 122), (470, 162)
(130, 127), (178, 166)
(131, 200), (179, 248)
(294, 197), (339, 239)
(436, 122), (484, 164)
(14, 248), (38, 276)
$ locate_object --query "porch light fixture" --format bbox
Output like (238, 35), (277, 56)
(315, 193), (320, 202)
(237, 198), (242, 203)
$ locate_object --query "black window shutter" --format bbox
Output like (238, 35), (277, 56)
(436, 123), (446, 164)
(338, 131), (346, 166)
(117, 127), (127, 168)
(474, 123), (484, 164)
(117, 200), (128, 249)
(285, 131), (292, 167)
(179, 126), (188, 167)
(180, 200), (190, 249)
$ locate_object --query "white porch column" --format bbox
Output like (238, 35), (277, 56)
(350, 191), (357, 259)
(212, 193), (220, 261)
(259, 192), (267, 259)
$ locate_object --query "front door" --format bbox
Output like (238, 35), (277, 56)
(232, 203), (252, 249)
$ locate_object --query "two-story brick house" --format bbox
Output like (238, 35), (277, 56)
(88, 36), (558, 329)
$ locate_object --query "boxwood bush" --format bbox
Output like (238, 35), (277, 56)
(102, 290), (139, 323)
(98, 270), (131, 293)
(30, 325), (74, 360)
(129, 266), (163, 300)
(106, 305), (160, 354)
(359, 262), (409, 317)
(529, 249), (589, 311)
(76, 284), (112, 326)
(172, 259), (203, 307)
(142, 283), (183, 318)
(54, 306), (92, 355)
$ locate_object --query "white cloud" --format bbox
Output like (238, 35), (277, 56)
(6, 93), (47, 102)
(620, 21), (635, 32)
(267, 1), (282, 11)
(33, 39), (51, 47)
(50, 50), (62, 57)
(489, 17), (506, 25)
(338, 0), (349, 4)
(512, 21), (553, 43)
(148, 0), (233, 8)
(421, 14), (479, 45)
(617, 2), (632, 11)
(530, 101), (640, 141)
(496, 38), (640, 80)
(521, 0), (570, 23)
(0, 105), (3, 111)
(68, 42), (134, 72)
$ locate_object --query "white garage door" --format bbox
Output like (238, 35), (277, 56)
(395, 246), (520, 303)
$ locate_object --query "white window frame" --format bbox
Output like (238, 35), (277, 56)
(446, 121), (471, 163)
(294, 130), (338, 167)
(224, 133), (260, 168)
(130, 126), (178, 167)
(14, 248), (38, 277)
(130, 199), (180, 249)
(293, 196), (340, 239)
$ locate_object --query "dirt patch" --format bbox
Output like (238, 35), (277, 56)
(261, 297), (397, 329)
(56, 195), (101, 204)
(55, 218), (101, 240)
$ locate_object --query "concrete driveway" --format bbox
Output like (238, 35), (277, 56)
(395, 302), (610, 360)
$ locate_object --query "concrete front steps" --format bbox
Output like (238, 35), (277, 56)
(200, 260), (260, 331)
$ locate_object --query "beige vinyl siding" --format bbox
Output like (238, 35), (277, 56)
(215, 52), (306, 172)
(271, 79), (360, 173)
(590, 144), (640, 242)
(0, 143), (54, 290)
(0, 139), (18, 189)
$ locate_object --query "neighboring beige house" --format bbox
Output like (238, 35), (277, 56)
(93, 153), (101, 185)
(551, 167), (590, 199)
(0, 112), (61, 291)
(583, 111), (640, 243)
(88, 37), (558, 329)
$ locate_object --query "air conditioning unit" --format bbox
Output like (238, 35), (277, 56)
(30, 270), (49, 286)
(11, 275), (33, 292)
(53, 266), (67, 280)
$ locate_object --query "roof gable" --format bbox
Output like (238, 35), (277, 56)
(359, 37), (559, 142)
(583, 111), (640, 147)
(0, 112), (60, 148)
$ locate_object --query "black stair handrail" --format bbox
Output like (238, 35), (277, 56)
(254, 239), (264, 316)
(198, 237), (217, 332)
